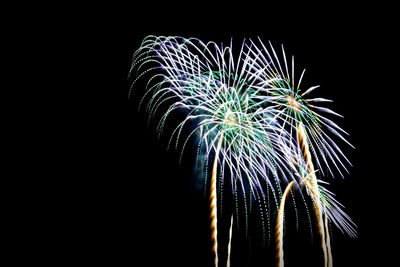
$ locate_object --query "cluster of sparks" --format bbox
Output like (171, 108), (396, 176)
(129, 35), (356, 266)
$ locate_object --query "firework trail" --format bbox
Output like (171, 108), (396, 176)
(276, 181), (295, 267)
(324, 209), (332, 267)
(210, 133), (224, 266)
(226, 214), (233, 267)
(297, 122), (328, 267)
(129, 35), (356, 266)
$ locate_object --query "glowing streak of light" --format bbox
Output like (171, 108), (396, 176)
(276, 181), (295, 267)
(325, 213), (332, 267)
(297, 122), (328, 267)
(227, 214), (233, 267)
(210, 133), (224, 267)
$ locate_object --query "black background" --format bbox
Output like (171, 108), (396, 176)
(14, 3), (396, 267)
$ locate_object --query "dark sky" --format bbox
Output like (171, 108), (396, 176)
(19, 4), (395, 267)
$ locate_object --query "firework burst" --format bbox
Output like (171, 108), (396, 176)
(246, 39), (357, 266)
(129, 35), (356, 266)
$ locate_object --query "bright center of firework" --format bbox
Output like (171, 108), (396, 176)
(224, 109), (237, 126)
(286, 95), (300, 110)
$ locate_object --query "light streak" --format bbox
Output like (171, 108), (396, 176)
(227, 214), (233, 267)
(297, 122), (328, 267)
(276, 181), (295, 267)
(325, 211), (332, 267)
(210, 133), (224, 266)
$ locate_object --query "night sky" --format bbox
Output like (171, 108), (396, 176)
(19, 5), (395, 267)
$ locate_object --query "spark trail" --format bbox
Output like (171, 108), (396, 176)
(297, 122), (328, 267)
(276, 181), (295, 267)
(210, 133), (224, 266)
(227, 215), (233, 267)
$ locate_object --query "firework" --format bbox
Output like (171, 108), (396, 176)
(247, 39), (357, 266)
(129, 35), (356, 266)
(130, 35), (295, 265)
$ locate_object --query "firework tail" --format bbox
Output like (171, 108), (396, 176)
(324, 212), (332, 267)
(226, 214), (233, 267)
(275, 181), (295, 267)
(210, 133), (224, 267)
(297, 123), (329, 267)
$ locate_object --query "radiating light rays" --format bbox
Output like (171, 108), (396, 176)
(129, 35), (356, 267)
(247, 39), (354, 179)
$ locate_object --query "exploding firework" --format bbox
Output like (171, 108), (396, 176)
(246, 40), (357, 266)
(129, 35), (356, 267)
